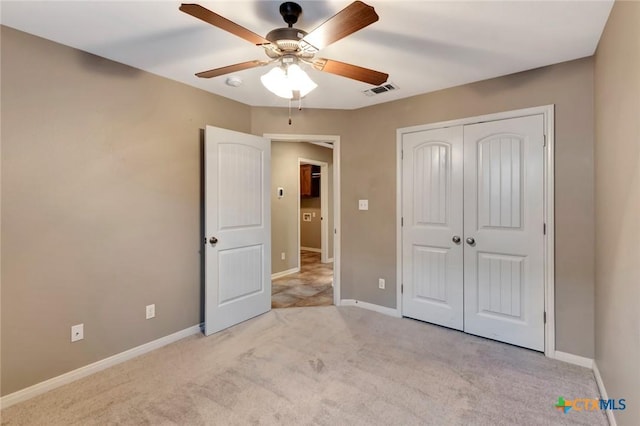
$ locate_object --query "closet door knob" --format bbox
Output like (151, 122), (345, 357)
(209, 237), (218, 245)
(452, 236), (461, 244)
(466, 237), (476, 246)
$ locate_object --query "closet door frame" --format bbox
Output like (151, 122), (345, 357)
(396, 104), (555, 357)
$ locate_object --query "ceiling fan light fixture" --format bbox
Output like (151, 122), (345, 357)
(260, 61), (317, 100)
(287, 64), (317, 97)
(260, 66), (293, 99)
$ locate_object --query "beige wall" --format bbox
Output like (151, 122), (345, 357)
(270, 142), (333, 274)
(0, 27), (251, 395)
(300, 197), (321, 249)
(251, 107), (351, 137)
(594, 1), (640, 424)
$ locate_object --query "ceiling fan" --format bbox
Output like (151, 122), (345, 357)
(179, 1), (389, 100)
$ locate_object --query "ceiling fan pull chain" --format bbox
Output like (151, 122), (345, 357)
(288, 98), (292, 125)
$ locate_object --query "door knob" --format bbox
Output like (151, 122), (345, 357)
(466, 237), (475, 245)
(452, 236), (461, 244)
(209, 237), (218, 245)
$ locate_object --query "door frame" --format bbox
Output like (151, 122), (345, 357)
(396, 105), (555, 357)
(264, 133), (341, 306)
(298, 158), (330, 264)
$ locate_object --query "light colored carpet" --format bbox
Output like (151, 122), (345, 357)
(1, 307), (606, 425)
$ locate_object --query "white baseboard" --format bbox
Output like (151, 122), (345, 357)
(300, 247), (321, 253)
(339, 299), (402, 318)
(593, 360), (617, 426)
(0, 325), (201, 410)
(552, 350), (594, 369)
(271, 267), (299, 280)
(324, 258), (334, 263)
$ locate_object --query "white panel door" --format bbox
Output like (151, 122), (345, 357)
(205, 126), (271, 336)
(402, 126), (464, 330)
(463, 115), (544, 350)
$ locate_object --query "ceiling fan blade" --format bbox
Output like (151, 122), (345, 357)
(313, 58), (388, 86)
(301, 1), (379, 51)
(195, 60), (269, 79)
(180, 4), (270, 46)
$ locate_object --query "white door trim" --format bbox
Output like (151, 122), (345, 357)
(298, 158), (330, 264)
(264, 133), (341, 306)
(396, 105), (555, 357)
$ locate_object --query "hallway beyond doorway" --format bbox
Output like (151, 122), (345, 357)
(272, 251), (333, 308)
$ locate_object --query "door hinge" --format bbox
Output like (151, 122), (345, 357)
(401, 150), (404, 160)
(543, 223), (547, 235)
(544, 311), (547, 324)
(543, 135), (547, 147)
(401, 217), (404, 227)
(401, 284), (404, 294)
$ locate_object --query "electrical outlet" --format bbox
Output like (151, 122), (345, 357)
(71, 324), (84, 342)
(146, 304), (155, 319)
(359, 199), (369, 210)
(378, 278), (385, 289)
(281, 252), (286, 260)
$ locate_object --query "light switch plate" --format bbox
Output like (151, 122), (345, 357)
(146, 304), (155, 319)
(358, 199), (369, 210)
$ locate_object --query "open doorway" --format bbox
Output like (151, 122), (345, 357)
(299, 159), (330, 262)
(269, 138), (336, 308)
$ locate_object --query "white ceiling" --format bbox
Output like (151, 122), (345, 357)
(1, 1), (613, 110)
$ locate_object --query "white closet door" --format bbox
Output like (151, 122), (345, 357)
(463, 115), (545, 350)
(402, 126), (464, 330)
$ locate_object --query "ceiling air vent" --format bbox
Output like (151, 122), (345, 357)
(363, 82), (399, 96)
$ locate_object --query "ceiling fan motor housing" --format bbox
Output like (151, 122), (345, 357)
(265, 27), (312, 58)
(280, 2), (303, 27)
